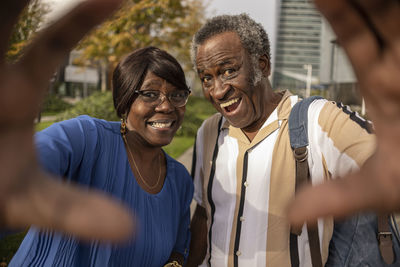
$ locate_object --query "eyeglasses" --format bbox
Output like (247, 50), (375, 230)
(134, 89), (191, 108)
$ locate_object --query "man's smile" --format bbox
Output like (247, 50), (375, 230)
(220, 97), (241, 112)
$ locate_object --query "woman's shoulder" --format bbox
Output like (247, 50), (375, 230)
(41, 115), (120, 135)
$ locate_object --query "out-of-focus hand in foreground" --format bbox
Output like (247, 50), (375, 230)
(288, 0), (400, 227)
(0, 0), (134, 242)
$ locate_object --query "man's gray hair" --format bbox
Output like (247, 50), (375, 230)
(191, 13), (270, 85)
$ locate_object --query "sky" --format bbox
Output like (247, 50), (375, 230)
(43, 0), (279, 63)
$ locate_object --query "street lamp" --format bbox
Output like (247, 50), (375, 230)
(304, 64), (312, 98)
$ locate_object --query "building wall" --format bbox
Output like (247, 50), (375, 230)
(319, 18), (356, 84)
(272, 0), (322, 90)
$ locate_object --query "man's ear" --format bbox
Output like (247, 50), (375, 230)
(258, 54), (271, 77)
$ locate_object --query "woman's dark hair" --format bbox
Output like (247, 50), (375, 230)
(112, 46), (189, 118)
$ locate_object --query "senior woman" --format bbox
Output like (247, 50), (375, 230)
(10, 46), (193, 267)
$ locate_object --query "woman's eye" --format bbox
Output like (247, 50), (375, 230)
(143, 91), (158, 98)
(171, 91), (186, 98)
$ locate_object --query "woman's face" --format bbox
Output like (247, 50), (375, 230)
(126, 71), (186, 147)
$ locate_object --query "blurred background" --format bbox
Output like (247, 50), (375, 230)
(1, 0), (365, 264)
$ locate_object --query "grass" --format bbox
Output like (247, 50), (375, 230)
(35, 121), (54, 131)
(163, 136), (194, 159)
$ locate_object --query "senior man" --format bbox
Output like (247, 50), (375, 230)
(187, 13), (378, 267)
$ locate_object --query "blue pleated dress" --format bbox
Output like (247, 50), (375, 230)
(9, 115), (193, 267)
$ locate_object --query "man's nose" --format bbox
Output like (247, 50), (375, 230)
(212, 77), (230, 100)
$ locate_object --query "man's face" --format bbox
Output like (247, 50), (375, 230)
(196, 31), (267, 129)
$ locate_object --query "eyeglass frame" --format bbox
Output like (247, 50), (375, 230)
(133, 89), (191, 108)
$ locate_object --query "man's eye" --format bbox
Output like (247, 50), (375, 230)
(224, 69), (235, 76)
(202, 76), (211, 83)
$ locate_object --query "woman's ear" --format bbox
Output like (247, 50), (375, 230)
(259, 55), (271, 77)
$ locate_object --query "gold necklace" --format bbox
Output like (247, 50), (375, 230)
(122, 133), (162, 190)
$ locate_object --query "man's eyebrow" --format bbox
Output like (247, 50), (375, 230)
(217, 59), (235, 66)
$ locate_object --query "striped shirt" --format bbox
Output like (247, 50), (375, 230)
(193, 91), (375, 267)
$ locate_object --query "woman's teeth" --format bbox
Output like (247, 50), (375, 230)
(150, 122), (173, 128)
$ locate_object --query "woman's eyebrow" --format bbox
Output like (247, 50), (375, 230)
(141, 80), (162, 88)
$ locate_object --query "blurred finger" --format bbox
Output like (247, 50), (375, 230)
(353, 0), (400, 48)
(17, 0), (123, 90)
(314, 0), (381, 76)
(288, 171), (386, 228)
(0, 0), (30, 61)
(5, 171), (135, 242)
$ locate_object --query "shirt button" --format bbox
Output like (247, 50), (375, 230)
(240, 216), (245, 222)
(210, 161), (213, 165)
(244, 181), (249, 187)
(236, 251), (242, 256)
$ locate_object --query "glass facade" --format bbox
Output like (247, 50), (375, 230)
(272, 0), (322, 91)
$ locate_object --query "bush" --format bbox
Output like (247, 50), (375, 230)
(41, 94), (72, 114)
(176, 96), (215, 137)
(57, 91), (119, 122)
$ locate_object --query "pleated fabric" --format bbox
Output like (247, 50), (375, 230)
(10, 115), (193, 267)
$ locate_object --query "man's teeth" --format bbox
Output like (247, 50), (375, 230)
(150, 122), (173, 128)
(220, 98), (239, 108)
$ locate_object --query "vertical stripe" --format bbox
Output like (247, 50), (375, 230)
(190, 135), (197, 179)
(228, 143), (247, 267)
(200, 114), (223, 266)
(266, 93), (295, 267)
(234, 152), (249, 267)
(267, 118), (294, 267)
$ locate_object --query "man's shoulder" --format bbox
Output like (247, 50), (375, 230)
(198, 113), (224, 135)
(202, 113), (223, 126)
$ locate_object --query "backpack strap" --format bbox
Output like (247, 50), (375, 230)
(378, 214), (394, 264)
(288, 96), (323, 267)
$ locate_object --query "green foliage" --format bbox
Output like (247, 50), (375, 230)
(176, 95), (215, 137)
(77, 0), (206, 73)
(0, 231), (27, 264)
(6, 0), (49, 61)
(42, 95), (72, 114)
(57, 91), (119, 122)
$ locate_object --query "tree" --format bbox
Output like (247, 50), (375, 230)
(6, 0), (49, 62)
(77, 0), (207, 92)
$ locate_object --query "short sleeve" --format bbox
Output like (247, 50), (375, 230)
(308, 100), (376, 180)
(35, 116), (99, 181)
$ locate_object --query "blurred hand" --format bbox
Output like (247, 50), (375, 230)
(288, 0), (400, 227)
(0, 0), (134, 242)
